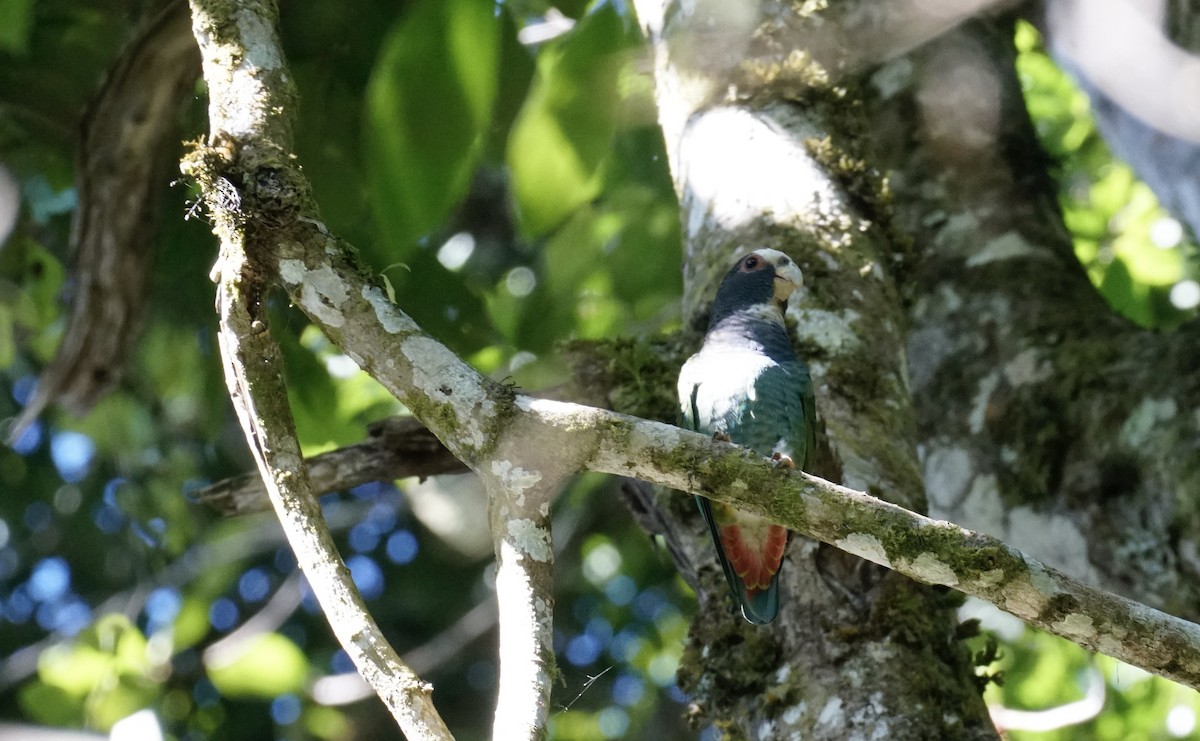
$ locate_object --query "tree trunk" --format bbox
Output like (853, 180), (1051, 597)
(633, 1), (1000, 737)
(871, 18), (1200, 621)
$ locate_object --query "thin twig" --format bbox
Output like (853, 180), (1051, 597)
(192, 416), (465, 516)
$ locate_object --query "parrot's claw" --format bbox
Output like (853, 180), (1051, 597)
(771, 452), (795, 469)
(712, 431), (732, 443)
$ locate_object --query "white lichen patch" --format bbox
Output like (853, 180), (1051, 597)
(491, 460), (544, 496)
(816, 697), (844, 727)
(1002, 578), (1047, 618)
(1120, 397), (1178, 448)
(402, 335), (491, 449)
(796, 308), (862, 354)
(782, 702), (806, 725)
(968, 373), (1001, 435)
(835, 533), (892, 568)
(907, 552), (959, 587)
(362, 285), (419, 334)
(923, 445), (972, 512)
(848, 692), (890, 740)
(1052, 613), (1096, 639)
(1006, 508), (1097, 586)
(236, 9), (282, 70)
(965, 231), (1043, 266)
(278, 258), (307, 284)
(1004, 348), (1051, 386)
(977, 568), (1006, 587)
(278, 260), (349, 328)
(938, 213), (980, 248)
(506, 519), (552, 562)
(906, 326), (956, 391)
(958, 474), (1005, 536)
(1096, 635), (1125, 656)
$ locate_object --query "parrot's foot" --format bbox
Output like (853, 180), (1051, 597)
(712, 431), (732, 443)
(771, 452), (795, 469)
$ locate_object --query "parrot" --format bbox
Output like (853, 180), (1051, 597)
(677, 248), (816, 625)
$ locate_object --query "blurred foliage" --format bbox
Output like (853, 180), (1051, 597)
(364, 0), (500, 257)
(0, 2), (1196, 741)
(1015, 20), (1200, 329)
(966, 605), (1200, 740)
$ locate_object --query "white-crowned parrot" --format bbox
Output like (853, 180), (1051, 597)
(677, 249), (816, 624)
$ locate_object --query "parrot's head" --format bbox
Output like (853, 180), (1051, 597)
(707, 248), (803, 328)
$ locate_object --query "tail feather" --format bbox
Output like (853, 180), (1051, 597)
(696, 496), (783, 624)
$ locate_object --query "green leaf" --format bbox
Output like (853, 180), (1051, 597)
(0, 305), (13, 368)
(0, 237), (66, 333)
(0, 0), (33, 54)
(172, 596), (214, 651)
(207, 633), (309, 699)
(364, 0), (499, 257)
(18, 682), (82, 727)
(37, 615), (151, 698)
(507, 6), (628, 236)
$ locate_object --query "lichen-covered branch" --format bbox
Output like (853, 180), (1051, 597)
(485, 474), (558, 740)
(209, 236), (452, 738)
(181, 0), (575, 735)
(513, 396), (1200, 693)
(184, 1), (452, 738)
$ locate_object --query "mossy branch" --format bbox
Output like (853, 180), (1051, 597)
(510, 397), (1200, 693)
(184, 0), (453, 738)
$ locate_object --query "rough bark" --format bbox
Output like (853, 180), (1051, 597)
(869, 18), (1200, 621)
(10, 0), (199, 440)
(183, 0), (453, 737)
(633, 0), (999, 738)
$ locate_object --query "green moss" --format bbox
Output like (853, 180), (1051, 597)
(1037, 593), (1082, 624)
(677, 594), (792, 736)
(858, 578), (993, 734)
(401, 391), (465, 454)
(564, 335), (689, 422)
(480, 377), (519, 456)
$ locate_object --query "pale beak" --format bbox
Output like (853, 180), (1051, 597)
(772, 261), (803, 305)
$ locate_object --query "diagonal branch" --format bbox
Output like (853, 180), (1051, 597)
(209, 238), (451, 738)
(184, 0), (451, 738)
(514, 396), (1200, 692)
(191, 416), (465, 516)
